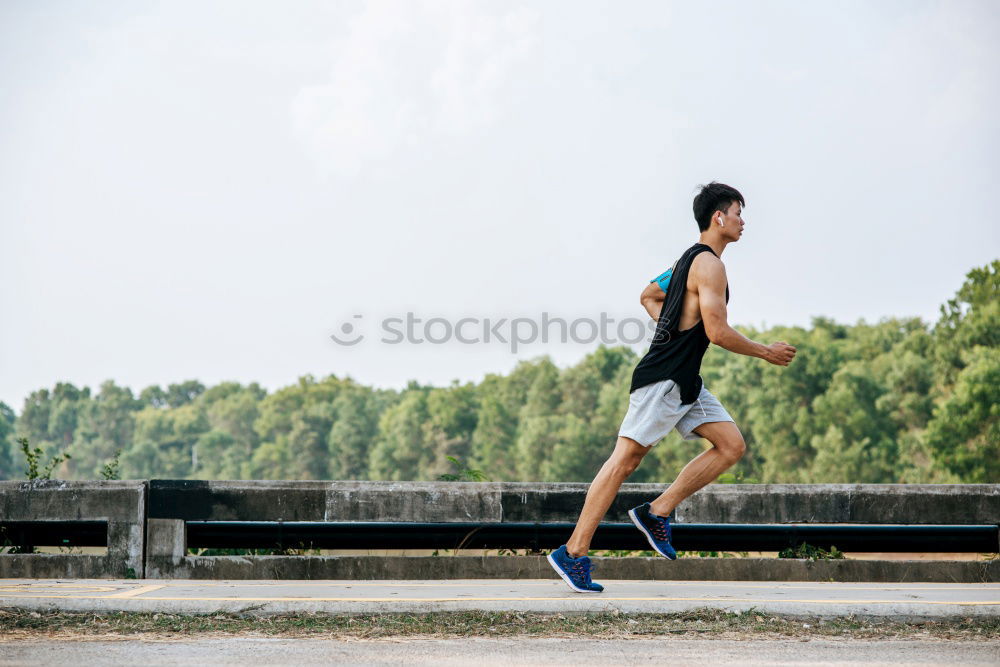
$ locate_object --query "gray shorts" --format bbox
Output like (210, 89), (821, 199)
(618, 378), (735, 447)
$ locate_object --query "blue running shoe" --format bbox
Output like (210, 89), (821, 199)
(628, 502), (677, 560)
(546, 545), (604, 593)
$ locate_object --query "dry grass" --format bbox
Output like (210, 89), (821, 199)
(1, 608), (998, 642)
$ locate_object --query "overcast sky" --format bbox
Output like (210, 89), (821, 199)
(2, 0), (998, 410)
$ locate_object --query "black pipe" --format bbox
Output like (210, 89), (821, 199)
(1, 520), (994, 552)
(183, 521), (999, 553)
(0, 521), (107, 549)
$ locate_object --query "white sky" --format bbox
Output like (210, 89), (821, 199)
(2, 0), (998, 411)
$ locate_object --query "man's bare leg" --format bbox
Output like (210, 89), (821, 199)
(565, 436), (650, 558)
(648, 421), (746, 518)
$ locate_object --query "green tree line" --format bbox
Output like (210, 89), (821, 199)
(1, 261), (995, 484)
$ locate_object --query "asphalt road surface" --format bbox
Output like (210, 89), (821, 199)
(1, 637), (998, 666)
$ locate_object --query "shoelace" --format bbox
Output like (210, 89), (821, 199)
(569, 560), (597, 585)
(648, 514), (671, 542)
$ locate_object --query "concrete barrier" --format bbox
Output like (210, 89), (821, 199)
(2, 480), (997, 580)
(0, 480), (146, 579)
(143, 481), (999, 581)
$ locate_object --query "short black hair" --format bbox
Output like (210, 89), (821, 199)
(692, 181), (745, 232)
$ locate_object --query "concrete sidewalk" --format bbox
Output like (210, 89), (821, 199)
(2, 578), (998, 619)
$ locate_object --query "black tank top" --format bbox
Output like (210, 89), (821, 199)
(629, 243), (729, 404)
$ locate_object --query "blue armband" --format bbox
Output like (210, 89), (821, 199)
(650, 267), (673, 292)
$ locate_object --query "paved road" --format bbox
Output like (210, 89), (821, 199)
(1, 637), (998, 665)
(2, 579), (998, 618)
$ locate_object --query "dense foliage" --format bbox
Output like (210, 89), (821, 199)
(1, 261), (995, 483)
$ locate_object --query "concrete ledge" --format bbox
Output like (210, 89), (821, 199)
(144, 555), (1000, 583)
(0, 480), (146, 521)
(676, 484), (1000, 525)
(148, 481), (1000, 525)
(0, 481), (146, 579)
(147, 480), (642, 523)
(0, 554), (117, 579)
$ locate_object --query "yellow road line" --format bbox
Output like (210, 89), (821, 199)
(1, 594), (997, 605)
(103, 585), (166, 599)
(0, 585), (117, 593)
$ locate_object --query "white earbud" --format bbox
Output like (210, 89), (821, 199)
(718, 214), (725, 227)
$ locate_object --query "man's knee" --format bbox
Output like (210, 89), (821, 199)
(608, 437), (648, 476)
(697, 423), (746, 464)
(721, 437), (747, 463)
(716, 433), (746, 464)
(608, 451), (643, 477)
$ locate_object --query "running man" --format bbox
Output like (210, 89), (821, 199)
(547, 181), (797, 593)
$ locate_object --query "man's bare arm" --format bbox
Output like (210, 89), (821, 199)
(695, 255), (797, 366)
(640, 281), (665, 320)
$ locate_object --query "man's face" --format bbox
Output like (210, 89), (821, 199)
(719, 201), (745, 241)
